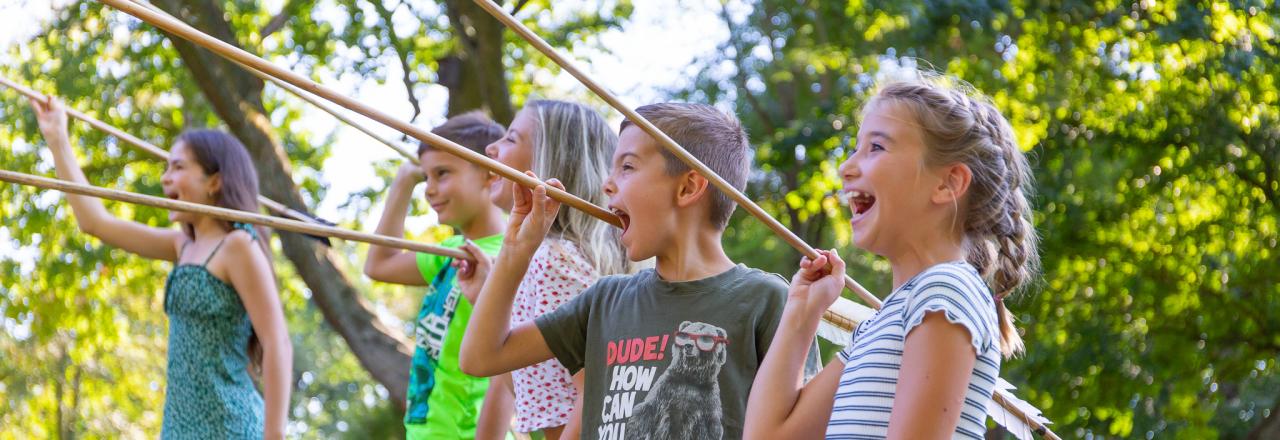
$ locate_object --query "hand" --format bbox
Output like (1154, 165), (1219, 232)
(788, 249), (846, 316)
(28, 96), (69, 144)
(453, 240), (492, 305)
(503, 171), (562, 258)
(394, 162), (425, 185)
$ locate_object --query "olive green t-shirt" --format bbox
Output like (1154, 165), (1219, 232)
(535, 264), (819, 440)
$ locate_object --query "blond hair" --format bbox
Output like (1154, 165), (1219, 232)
(620, 103), (751, 230)
(525, 100), (635, 276)
(866, 74), (1039, 357)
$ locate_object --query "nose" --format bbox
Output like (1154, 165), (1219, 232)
(838, 151), (860, 182)
(484, 142), (498, 159)
(602, 173), (617, 198)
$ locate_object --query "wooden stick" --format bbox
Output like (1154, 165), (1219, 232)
(125, 0), (419, 164)
(470, 0), (882, 313)
(0, 169), (468, 259)
(100, 0), (623, 229)
(0, 75), (322, 226)
(472, 3), (1058, 437)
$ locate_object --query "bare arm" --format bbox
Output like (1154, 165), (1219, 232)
(475, 373), (516, 440)
(222, 233), (293, 440)
(30, 97), (183, 261)
(558, 371), (586, 440)
(458, 176), (562, 377)
(744, 250), (846, 440)
(885, 312), (978, 440)
(364, 163), (427, 285)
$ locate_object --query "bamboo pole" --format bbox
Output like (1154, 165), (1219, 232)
(100, 0), (622, 229)
(473, 2), (1058, 438)
(124, 0), (419, 164)
(470, 0), (880, 318)
(0, 75), (323, 226)
(0, 169), (468, 259)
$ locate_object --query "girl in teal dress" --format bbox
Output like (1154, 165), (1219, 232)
(30, 96), (293, 439)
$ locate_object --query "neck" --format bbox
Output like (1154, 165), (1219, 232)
(459, 208), (506, 239)
(887, 226), (965, 289)
(654, 224), (735, 282)
(190, 216), (230, 240)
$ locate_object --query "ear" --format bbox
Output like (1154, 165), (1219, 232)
(206, 172), (223, 197)
(674, 170), (711, 208)
(931, 163), (972, 205)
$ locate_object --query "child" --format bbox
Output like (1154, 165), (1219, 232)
(362, 111), (510, 439)
(743, 73), (1039, 439)
(458, 102), (818, 440)
(473, 100), (635, 440)
(29, 97), (293, 439)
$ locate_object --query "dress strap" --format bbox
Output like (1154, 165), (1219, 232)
(177, 240), (193, 262)
(203, 234), (233, 266)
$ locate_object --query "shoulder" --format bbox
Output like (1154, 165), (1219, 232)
(907, 262), (991, 303)
(221, 228), (265, 262)
(733, 265), (790, 299)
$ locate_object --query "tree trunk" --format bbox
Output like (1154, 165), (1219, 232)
(1248, 396), (1280, 440)
(440, 0), (514, 124)
(152, 0), (412, 408)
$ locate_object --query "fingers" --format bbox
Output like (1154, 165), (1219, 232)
(823, 248), (846, 277)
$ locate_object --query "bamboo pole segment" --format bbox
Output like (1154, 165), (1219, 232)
(473, 2), (1060, 437)
(0, 169), (469, 259)
(470, 0), (882, 314)
(124, 0), (419, 164)
(0, 75), (323, 226)
(100, 0), (623, 229)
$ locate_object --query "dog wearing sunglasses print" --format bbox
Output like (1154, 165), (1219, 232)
(628, 321), (730, 440)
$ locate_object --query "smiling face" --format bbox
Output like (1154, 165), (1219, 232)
(603, 126), (683, 262)
(419, 150), (493, 228)
(483, 109), (537, 211)
(160, 141), (219, 224)
(840, 101), (952, 258)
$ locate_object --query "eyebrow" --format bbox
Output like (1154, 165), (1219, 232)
(866, 130), (896, 143)
(615, 152), (640, 163)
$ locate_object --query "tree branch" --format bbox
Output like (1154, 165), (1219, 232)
(369, 0), (423, 122)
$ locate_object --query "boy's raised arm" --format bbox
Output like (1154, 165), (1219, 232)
(364, 163), (428, 285)
(458, 176), (563, 377)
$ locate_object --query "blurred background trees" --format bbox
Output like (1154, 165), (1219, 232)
(1, 0), (1276, 438)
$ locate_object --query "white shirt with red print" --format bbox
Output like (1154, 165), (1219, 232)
(510, 237), (599, 432)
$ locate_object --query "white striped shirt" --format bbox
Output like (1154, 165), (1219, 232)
(827, 262), (1001, 439)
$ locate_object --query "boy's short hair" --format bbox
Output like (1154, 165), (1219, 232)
(419, 111), (505, 157)
(620, 103), (750, 230)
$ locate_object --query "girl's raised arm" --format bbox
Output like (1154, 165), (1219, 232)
(30, 97), (184, 261)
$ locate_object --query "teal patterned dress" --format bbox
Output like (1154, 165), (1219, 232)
(160, 223), (264, 439)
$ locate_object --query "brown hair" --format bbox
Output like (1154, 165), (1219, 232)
(419, 111), (505, 157)
(865, 75), (1039, 357)
(177, 129), (275, 373)
(620, 103), (751, 230)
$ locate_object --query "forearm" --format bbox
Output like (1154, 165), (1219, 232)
(46, 135), (111, 231)
(460, 250), (535, 376)
(261, 338), (294, 439)
(475, 373), (515, 440)
(367, 179), (415, 264)
(744, 302), (825, 439)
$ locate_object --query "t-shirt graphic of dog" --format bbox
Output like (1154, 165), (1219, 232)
(628, 321), (730, 439)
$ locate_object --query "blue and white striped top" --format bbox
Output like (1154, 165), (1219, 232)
(827, 262), (1001, 439)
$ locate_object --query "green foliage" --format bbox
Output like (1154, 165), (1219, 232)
(700, 0), (1280, 437)
(0, 0), (632, 437)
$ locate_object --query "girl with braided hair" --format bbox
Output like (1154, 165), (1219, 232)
(744, 70), (1039, 439)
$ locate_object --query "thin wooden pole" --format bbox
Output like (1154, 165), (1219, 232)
(471, 2), (1058, 437)
(125, 0), (419, 164)
(0, 169), (468, 259)
(0, 75), (322, 225)
(100, 0), (623, 229)
(469, 0), (881, 313)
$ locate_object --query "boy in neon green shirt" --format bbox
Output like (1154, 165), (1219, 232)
(364, 112), (510, 439)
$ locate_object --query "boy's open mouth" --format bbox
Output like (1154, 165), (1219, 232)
(845, 190), (876, 216)
(610, 207), (631, 232)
